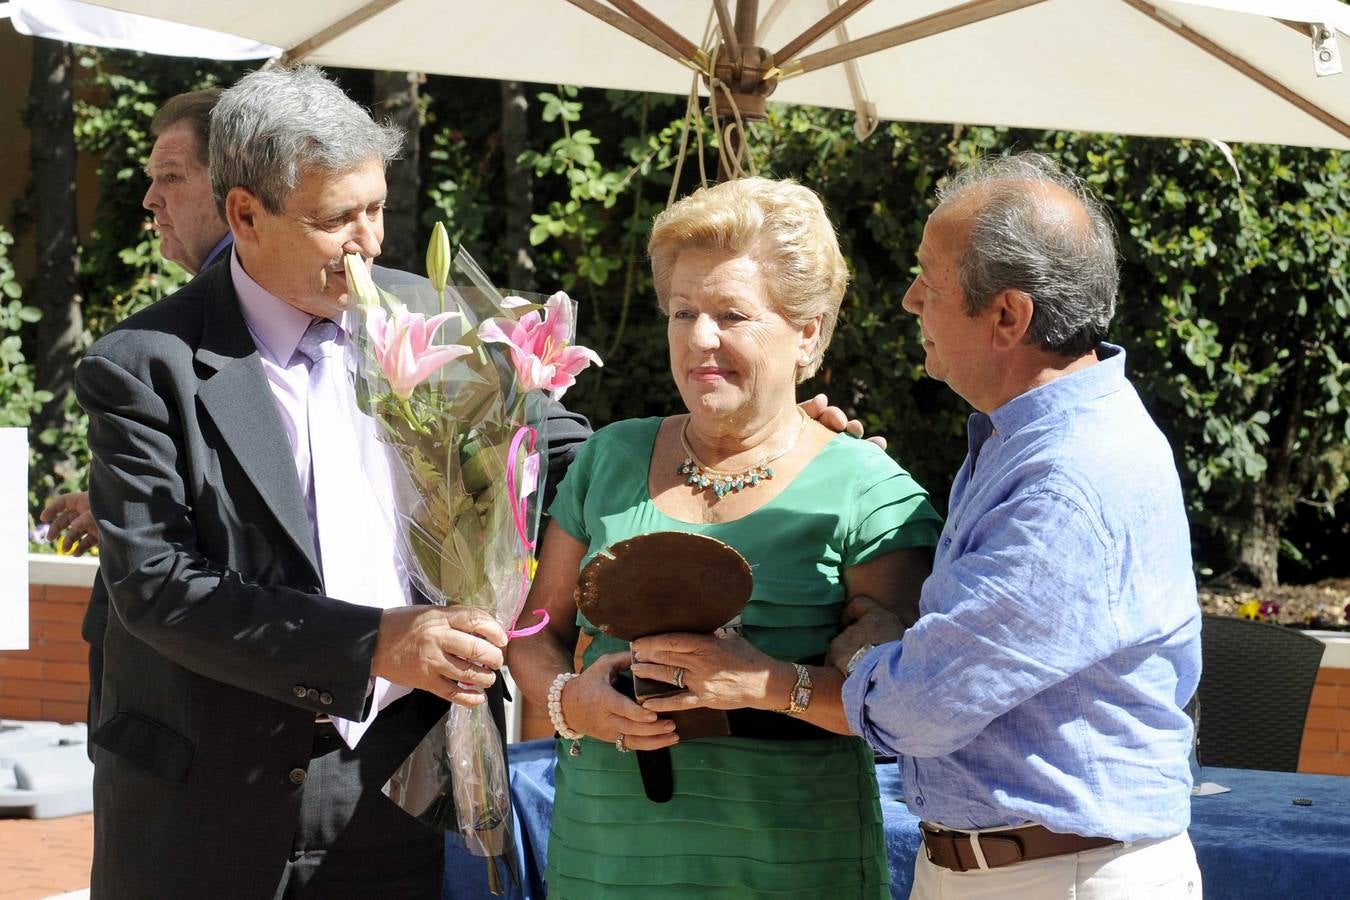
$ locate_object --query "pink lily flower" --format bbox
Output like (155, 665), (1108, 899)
(365, 305), (472, 400)
(477, 292), (602, 400)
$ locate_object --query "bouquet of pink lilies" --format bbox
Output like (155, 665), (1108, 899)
(343, 224), (599, 887)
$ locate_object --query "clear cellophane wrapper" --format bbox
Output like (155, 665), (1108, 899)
(354, 249), (564, 892)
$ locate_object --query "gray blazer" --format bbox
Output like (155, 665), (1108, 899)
(76, 260), (590, 898)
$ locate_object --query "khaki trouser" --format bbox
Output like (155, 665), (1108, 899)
(912, 829), (1201, 899)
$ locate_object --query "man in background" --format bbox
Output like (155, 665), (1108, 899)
(41, 87), (230, 557)
(142, 87), (233, 275)
(39, 87), (231, 735)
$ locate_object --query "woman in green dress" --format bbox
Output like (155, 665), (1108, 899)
(507, 177), (942, 898)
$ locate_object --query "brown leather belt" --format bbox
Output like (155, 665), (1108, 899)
(920, 822), (1118, 872)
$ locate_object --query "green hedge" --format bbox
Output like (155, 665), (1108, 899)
(15, 51), (1347, 585)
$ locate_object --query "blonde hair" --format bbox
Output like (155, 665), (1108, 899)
(648, 177), (847, 381)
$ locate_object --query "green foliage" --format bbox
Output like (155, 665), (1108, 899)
(0, 227), (51, 429)
(422, 77), (501, 256)
(518, 87), (694, 425)
(514, 93), (1349, 582)
(15, 48), (1344, 583)
(0, 226), (57, 537)
(1087, 138), (1350, 579)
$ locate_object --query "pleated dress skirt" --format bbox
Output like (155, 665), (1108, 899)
(546, 732), (891, 899)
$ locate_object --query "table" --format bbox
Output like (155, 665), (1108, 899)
(445, 740), (1350, 899)
(1187, 766), (1350, 899)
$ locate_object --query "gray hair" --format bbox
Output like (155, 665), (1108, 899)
(210, 66), (403, 218)
(936, 152), (1119, 356)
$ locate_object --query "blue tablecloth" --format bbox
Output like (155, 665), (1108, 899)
(445, 740), (1350, 899)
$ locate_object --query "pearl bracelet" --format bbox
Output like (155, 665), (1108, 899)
(547, 671), (584, 742)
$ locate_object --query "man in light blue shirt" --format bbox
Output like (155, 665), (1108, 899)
(838, 153), (1202, 898)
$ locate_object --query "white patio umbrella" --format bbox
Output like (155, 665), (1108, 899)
(2, 0), (277, 59)
(61, 0), (1350, 150)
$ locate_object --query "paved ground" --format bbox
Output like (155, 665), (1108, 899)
(0, 813), (91, 900)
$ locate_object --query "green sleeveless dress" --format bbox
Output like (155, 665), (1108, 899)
(545, 418), (942, 899)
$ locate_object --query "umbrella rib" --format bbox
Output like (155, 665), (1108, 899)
(776, 0), (1048, 77)
(773, 0), (875, 64)
(1120, 0), (1350, 142)
(713, 0), (740, 58)
(281, 0), (406, 64)
(829, 0), (879, 139)
(758, 0), (793, 43)
(572, 0), (704, 68)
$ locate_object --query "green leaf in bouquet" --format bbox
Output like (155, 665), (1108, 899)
(459, 433), (508, 497)
(440, 518), (486, 601)
(407, 518), (447, 600)
(449, 491), (477, 519)
(411, 445), (441, 490)
(444, 377), (506, 431)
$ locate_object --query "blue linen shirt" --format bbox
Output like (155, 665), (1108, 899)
(844, 344), (1201, 842)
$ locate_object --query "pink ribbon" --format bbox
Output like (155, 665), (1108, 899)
(506, 425), (538, 551)
(506, 608), (550, 639)
(504, 424), (544, 640)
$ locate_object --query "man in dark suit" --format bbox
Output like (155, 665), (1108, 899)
(76, 66), (588, 899)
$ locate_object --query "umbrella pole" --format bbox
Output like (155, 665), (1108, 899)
(711, 0), (767, 181)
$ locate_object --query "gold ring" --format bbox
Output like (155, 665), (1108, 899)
(673, 667), (686, 690)
(615, 734), (630, 753)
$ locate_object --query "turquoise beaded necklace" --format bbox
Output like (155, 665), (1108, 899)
(677, 410), (808, 499)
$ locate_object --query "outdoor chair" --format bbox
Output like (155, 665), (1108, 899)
(1195, 613), (1325, 772)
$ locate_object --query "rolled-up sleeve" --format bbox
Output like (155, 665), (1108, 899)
(843, 489), (1124, 758)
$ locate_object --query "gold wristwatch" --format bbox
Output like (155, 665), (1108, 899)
(777, 663), (812, 716)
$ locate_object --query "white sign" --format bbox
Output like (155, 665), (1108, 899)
(0, 428), (26, 649)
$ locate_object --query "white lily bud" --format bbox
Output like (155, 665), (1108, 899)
(427, 221), (452, 295)
(343, 253), (380, 308)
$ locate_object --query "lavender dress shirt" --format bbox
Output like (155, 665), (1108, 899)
(230, 251), (410, 629)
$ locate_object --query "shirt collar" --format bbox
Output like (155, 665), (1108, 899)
(988, 342), (1127, 435)
(200, 233), (233, 271)
(231, 248), (318, 365)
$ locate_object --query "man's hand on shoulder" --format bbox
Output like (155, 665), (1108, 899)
(371, 606), (508, 707)
(39, 491), (100, 556)
(799, 393), (887, 450)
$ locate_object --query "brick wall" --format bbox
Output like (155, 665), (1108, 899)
(1299, 664), (1350, 776)
(0, 583), (91, 723)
